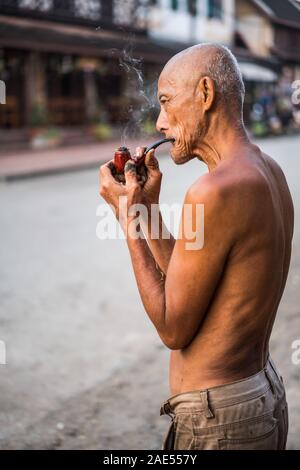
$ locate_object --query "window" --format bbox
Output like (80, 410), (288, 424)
(187, 0), (197, 16)
(75, 0), (101, 20)
(171, 0), (178, 11)
(113, 0), (136, 25)
(207, 0), (223, 19)
(19, 0), (53, 11)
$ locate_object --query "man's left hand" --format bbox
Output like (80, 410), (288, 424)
(99, 159), (143, 221)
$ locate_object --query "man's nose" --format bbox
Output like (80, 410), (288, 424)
(156, 109), (169, 134)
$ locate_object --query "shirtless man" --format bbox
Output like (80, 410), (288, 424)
(99, 44), (294, 450)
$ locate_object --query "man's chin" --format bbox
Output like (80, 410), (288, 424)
(170, 147), (192, 165)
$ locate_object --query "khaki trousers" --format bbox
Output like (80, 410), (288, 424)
(160, 356), (288, 450)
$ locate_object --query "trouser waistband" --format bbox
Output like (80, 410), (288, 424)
(160, 356), (285, 418)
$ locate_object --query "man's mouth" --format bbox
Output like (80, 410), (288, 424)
(165, 136), (176, 145)
(170, 137), (177, 148)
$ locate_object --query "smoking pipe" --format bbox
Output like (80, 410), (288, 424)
(145, 137), (175, 154)
(113, 146), (131, 173)
(113, 138), (175, 173)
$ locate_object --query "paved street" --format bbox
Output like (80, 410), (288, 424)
(0, 139), (146, 179)
(0, 135), (300, 449)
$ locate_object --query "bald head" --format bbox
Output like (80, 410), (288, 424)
(156, 43), (246, 164)
(160, 43), (245, 112)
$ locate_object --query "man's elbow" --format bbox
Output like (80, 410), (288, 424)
(159, 331), (192, 350)
(157, 308), (198, 350)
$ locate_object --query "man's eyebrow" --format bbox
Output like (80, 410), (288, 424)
(158, 93), (168, 101)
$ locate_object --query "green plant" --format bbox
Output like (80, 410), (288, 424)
(141, 118), (157, 136)
(91, 122), (113, 141)
(30, 103), (49, 128)
(42, 127), (61, 139)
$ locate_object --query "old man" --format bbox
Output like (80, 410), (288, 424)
(99, 43), (293, 450)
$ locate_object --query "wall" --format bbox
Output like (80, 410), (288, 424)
(148, 0), (235, 45)
(235, 0), (274, 57)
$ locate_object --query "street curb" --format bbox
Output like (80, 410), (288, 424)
(1, 161), (102, 182)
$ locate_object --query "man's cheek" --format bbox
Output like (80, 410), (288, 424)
(173, 124), (193, 157)
(180, 120), (195, 141)
(173, 123), (185, 144)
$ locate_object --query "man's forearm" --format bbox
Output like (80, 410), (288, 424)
(121, 216), (167, 340)
(139, 207), (175, 275)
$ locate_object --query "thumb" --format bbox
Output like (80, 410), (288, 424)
(124, 160), (138, 185)
(144, 149), (160, 172)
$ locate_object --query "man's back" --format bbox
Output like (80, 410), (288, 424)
(100, 41), (292, 449)
(170, 145), (294, 395)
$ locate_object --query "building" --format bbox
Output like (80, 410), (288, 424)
(0, 0), (177, 138)
(0, 0), (299, 146)
(148, 0), (235, 45)
(233, 0), (300, 131)
(147, 0), (300, 130)
(235, 0), (300, 75)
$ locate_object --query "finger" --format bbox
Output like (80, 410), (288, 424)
(144, 149), (160, 171)
(100, 159), (116, 178)
(124, 160), (138, 186)
(100, 160), (121, 188)
(138, 164), (148, 178)
(108, 160), (117, 175)
(135, 146), (147, 158)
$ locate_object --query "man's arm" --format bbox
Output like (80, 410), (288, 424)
(123, 177), (234, 350)
(136, 149), (176, 275)
(139, 209), (176, 276)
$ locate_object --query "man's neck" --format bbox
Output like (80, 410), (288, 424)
(194, 121), (251, 172)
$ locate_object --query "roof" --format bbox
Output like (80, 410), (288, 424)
(0, 15), (179, 64)
(251, 0), (300, 29)
(239, 62), (278, 82)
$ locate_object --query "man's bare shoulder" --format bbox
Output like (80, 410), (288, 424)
(261, 151), (290, 187)
(261, 151), (283, 173)
(184, 170), (246, 238)
(185, 173), (232, 215)
(261, 151), (294, 225)
(186, 164), (263, 207)
(184, 159), (275, 244)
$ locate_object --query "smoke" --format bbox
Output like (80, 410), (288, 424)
(118, 41), (159, 146)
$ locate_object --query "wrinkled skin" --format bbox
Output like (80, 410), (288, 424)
(156, 74), (204, 164)
(99, 44), (294, 402)
(156, 50), (215, 165)
(99, 148), (163, 222)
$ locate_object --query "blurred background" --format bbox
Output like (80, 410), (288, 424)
(0, 0), (299, 450)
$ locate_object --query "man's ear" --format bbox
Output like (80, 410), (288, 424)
(197, 76), (215, 111)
